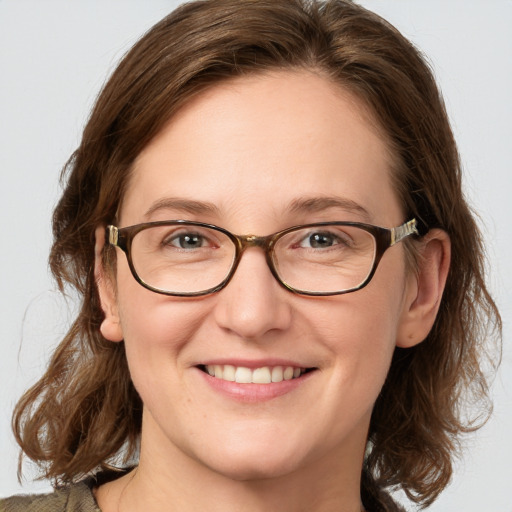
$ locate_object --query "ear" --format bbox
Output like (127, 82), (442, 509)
(94, 225), (124, 342)
(396, 229), (451, 348)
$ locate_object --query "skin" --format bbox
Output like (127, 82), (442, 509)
(94, 70), (450, 512)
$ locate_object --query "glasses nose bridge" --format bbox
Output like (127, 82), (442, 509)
(233, 233), (276, 270)
(237, 233), (270, 249)
(226, 232), (281, 291)
(235, 233), (275, 258)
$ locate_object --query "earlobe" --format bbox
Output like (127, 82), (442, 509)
(396, 229), (451, 348)
(94, 225), (124, 342)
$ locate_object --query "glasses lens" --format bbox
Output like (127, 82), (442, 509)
(130, 224), (236, 294)
(272, 225), (376, 294)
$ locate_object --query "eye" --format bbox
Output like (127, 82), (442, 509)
(164, 231), (211, 250)
(304, 232), (336, 248)
(298, 230), (349, 249)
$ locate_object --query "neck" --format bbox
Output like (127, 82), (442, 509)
(97, 412), (368, 512)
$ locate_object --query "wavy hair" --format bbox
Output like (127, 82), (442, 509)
(13, 0), (501, 508)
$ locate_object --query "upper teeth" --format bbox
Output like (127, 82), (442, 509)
(205, 365), (304, 384)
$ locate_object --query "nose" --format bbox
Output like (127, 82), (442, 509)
(213, 248), (293, 340)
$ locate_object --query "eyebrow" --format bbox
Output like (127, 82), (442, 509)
(287, 196), (371, 221)
(143, 195), (371, 222)
(144, 198), (221, 219)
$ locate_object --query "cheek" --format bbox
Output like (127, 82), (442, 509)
(116, 299), (208, 431)
(314, 279), (405, 353)
(115, 257), (202, 342)
(113, 270), (207, 385)
(118, 296), (203, 356)
(308, 258), (407, 386)
(311, 296), (400, 384)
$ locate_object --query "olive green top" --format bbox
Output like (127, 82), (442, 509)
(0, 479), (101, 512)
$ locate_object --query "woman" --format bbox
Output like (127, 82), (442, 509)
(1, 0), (501, 511)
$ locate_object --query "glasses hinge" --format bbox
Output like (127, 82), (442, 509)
(391, 219), (418, 245)
(107, 225), (119, 246)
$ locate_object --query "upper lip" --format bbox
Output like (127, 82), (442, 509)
(195, 358), (314, 369)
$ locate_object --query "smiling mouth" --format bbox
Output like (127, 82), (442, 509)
(198, 365), (314, 384)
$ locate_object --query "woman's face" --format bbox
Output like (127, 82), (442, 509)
(101, 71), (419, 480)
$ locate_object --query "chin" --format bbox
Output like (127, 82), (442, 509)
(193, 436), (315, 482)
(205, 456), (302, 482)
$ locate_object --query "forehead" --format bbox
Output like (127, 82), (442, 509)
(123, 70), (402, 229)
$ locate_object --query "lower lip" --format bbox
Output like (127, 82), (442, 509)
(196, 368), (315, 403)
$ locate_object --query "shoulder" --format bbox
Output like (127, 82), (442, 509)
(0, 480), (101, 512)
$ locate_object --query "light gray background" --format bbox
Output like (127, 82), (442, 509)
(1, 1), (510, 510)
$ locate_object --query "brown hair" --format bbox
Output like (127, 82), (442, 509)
(13, 0), (501, 508)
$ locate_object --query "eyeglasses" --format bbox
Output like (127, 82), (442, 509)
(106, 219), (418, 297)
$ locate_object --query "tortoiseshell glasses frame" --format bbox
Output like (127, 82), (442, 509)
(106, 219), (418, 297)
